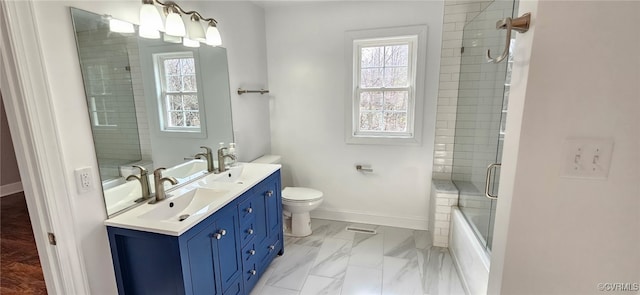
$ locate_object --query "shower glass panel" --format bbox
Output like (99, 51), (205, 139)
(451, 0), (517, 252)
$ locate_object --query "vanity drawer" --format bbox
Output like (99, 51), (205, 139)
(259, 233), (281, 268)
(237, 197), (257, 222)
(241, 241), (259, 269)
(242, 262), (260, 293)
(240, 217), (257, 246)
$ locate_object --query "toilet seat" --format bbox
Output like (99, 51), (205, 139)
(282, 187), (323, 202)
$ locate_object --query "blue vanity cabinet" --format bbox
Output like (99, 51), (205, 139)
(107, 170), (283, 295)
(183, 204), (242, 294)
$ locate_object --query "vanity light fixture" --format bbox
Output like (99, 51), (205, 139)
(164, 5), (186, 37)
(138, 0), (222, 47)
(187, 14), (206, 42)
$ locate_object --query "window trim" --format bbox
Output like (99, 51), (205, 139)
(345, 25), (428, 145)
(153, 51), (205, 135)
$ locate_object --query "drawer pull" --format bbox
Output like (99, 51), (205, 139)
(247, 228), (254, 235)
(268, 245), (275, 251)
(219, 229), (227, 236)
(249, 269), (257, 276)
(213, 233), (222, 240)
(266, 190), (273, 197)
(246, 207), (253, 213)
(249, 249), (256, 255)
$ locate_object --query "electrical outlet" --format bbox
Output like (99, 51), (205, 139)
(563, 138), (614, 179)
(74, 167), (93, 193)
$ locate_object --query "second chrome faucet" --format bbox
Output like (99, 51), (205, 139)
(149, 168), (178, 204)
(126, 165), (151, 202)
(195, 145), (237, 173)
(194, 146), (215, 173)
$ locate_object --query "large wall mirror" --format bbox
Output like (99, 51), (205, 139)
(70, 8), (234, 216)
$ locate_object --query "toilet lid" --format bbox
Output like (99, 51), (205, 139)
(282, 187), (323, 202)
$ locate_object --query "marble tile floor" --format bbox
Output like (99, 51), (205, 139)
(250, 219), (465, 295)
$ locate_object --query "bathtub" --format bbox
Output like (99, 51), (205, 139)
(449, 207), (490, 295)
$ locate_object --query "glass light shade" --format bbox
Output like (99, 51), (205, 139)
(139, 25), (160, 39)
(139, 3), (163, 31)
(163, 33), (182, 43)
(187, 16), (206, 42)
(205, 25), (222, 46)
(165, 10), (186, 37)
(109, 18), (135, 34)
(183, 37), (200, 48)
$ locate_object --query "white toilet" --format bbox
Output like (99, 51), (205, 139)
(252, 155), (323, 237)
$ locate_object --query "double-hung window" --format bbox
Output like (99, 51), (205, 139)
(155, 52), (201, 133)
(346, 26), (427, 145)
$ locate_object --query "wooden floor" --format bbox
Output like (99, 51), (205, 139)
(1, 192), (47, 294)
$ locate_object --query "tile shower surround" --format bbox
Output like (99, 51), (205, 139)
(432, 0), (494, 180)
(249, 219), (464, 295)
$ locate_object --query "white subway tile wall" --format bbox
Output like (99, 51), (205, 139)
(432, 0), (493, 180)
(77, 29), (150, 179)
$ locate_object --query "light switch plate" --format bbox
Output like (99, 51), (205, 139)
(563, 137), (614, 179)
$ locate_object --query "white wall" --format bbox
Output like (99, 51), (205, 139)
(265, 1), (443, 229)
(489, 1), (640, 294)
(25, 1), (269, 293)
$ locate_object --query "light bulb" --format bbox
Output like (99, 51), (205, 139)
(165, 8), (186, 37)
(205, 22), (222, 46)
(139, 2), (163, 31)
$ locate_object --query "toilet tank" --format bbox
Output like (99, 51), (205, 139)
(251, 155), (281, 165)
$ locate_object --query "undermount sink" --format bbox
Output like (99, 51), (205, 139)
(139, 187), (229, 222)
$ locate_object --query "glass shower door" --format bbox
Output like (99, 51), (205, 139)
(451, 0), (517, 252)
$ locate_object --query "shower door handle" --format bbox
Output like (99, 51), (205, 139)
(485, 163), (501, 200)
(487, 13), (531, 63)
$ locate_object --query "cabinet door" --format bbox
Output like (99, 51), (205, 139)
(263, 180), (282, 236)
(213, 206), (243, 292)
(186, 224), (220, 295)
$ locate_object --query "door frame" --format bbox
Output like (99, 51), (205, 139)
(0, 1), (91, 294)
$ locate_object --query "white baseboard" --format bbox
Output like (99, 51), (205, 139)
(0, 181), (24, 197)
(310, 208), (428, 230)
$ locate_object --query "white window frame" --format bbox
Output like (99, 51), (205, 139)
(345, 25), (428, 145)
(153, 52), (204, 134)
(89, 95), (117, 127)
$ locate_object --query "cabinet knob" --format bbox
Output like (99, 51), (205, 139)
(248, 228), (254, 235)
(266, 190), (273, 197)
(213, 233), (222, 240)
(219, 229), (227, 236)
(249, 269), (257, 276)
(247, 207), (253, 213)
(249, 249), (256, 255)
(269, 245), (275, 251)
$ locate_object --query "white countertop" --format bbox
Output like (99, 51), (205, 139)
(104, 163), (281, 236)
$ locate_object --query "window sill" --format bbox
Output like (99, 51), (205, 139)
(345, 134), (422, 146)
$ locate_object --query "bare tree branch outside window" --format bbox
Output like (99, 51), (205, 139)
(358, 44), (410, 133)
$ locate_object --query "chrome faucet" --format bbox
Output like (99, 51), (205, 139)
(217, 146), (237, 173)
(194, 146), (215, 173)
(126, 165), (151, 202)
(150, 168), (178, 204)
